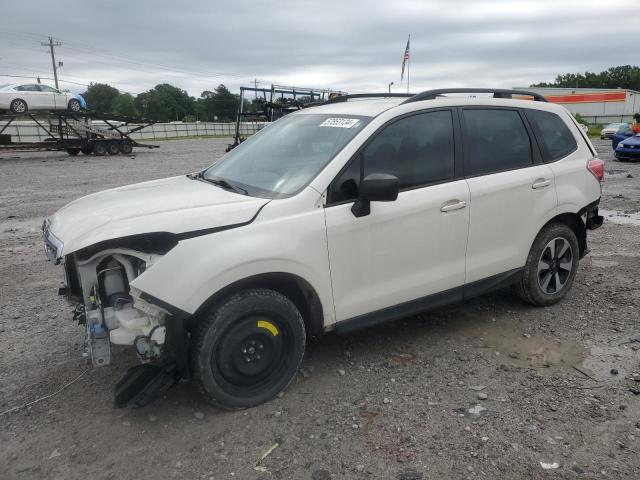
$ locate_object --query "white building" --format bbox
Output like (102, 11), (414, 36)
(515, 87), (639, 125)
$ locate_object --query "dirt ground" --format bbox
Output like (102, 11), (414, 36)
(1, 137), (639, 480)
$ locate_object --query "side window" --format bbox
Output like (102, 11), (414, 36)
(39, 85), (59, 93)
(525, 109), (577, 161)
(462, 109), (532, 176)
(16, 84), (40, 92)
(329, 110), (454, 203)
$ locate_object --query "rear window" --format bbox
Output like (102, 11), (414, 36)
(462, 109), (532, 176)
(525, 109), (577, 161)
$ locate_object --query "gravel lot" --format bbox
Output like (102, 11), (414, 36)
(1, 138), (639, 480)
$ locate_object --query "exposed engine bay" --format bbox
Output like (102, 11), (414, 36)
(65, 248), (168, 367)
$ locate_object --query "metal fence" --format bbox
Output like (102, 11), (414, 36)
(2, 121), (266, 143)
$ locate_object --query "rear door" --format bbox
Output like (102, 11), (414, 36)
(461, 107), (557, 284)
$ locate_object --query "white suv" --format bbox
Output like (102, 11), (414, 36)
(43, 89), (605, 409)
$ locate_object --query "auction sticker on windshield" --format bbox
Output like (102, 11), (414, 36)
(319, 118), (361, 128)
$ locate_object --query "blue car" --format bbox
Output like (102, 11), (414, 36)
(611, 123), (633, 150)
(615, 132), (640, 161)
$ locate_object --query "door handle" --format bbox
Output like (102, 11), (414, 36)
(440, 200), (467, 212)
(532, 178), (551, 189)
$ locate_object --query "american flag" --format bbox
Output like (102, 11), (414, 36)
(401, 36), (410, 81)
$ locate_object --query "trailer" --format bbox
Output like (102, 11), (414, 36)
(226, 84), (347, 151)
(0, 110), (159, 156)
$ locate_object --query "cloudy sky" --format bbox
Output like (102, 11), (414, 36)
(1, 0), (638, 97)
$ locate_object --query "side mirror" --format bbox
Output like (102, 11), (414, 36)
(351, 173), (399, 217)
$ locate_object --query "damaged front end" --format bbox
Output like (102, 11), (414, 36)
(43, 221), (187, 408)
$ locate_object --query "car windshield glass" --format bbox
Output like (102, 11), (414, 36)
(202, 113), (371, 198)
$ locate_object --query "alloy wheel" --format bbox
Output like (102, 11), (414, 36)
(537, 237), (573, 294)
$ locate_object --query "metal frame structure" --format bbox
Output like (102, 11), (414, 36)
(0, 110), (159, 156)
(227, 84), (347, 151)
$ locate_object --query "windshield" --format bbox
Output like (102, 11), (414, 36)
(202, 113), (371, 198)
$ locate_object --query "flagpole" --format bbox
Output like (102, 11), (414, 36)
(407, 34), (410, 94)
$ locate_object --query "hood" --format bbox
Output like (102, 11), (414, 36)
(48, 175), (268, 255)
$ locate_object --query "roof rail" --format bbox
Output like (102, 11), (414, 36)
(325, 93), (416, 104)
(402, 88), (548, 104)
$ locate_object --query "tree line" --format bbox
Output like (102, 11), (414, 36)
(82, 83), (246, 122)
(531, 65), (640, 91)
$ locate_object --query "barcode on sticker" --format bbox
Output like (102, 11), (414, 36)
(319, 118), (360, 128)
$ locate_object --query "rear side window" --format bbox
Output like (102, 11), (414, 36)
(462, 109), (532, 176)
(525, 109), (577, 161)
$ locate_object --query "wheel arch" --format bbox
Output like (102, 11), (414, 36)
(539, 212), (587, 257)
(188, 272), (325, 337)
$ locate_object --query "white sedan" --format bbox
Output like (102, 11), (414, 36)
(0, 83), (86, 114)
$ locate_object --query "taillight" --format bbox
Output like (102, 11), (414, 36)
(587, 158), (605, 182)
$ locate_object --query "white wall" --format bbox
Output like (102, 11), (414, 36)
(0, 121), (266, 144)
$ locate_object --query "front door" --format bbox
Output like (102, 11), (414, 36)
(324, 109), (470, 322)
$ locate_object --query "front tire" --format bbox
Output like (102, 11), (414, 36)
(68, 99), (81, 112)
(191, 288), (306, 410)
(10, 99), (27, 114)
(517, 223), (579, 306)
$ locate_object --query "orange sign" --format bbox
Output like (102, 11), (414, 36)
(544, 91), (626, 104)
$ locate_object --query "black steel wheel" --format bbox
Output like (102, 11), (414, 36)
(517, 223), (579, 306)
(68, 98), (81, 112)
(191, 288), (306, 409)
(119, 141), (133, 155)
(107, 140), (120, 155)
(93, 142), (107, 156)
(10, 99), (27, 114)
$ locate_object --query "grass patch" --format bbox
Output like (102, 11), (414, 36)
(587, 125), (604, 138)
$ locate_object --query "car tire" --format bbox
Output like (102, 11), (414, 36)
(10, 99), (27, 114)
(517, 223), (580, 306)
(107, 141), (120, 155)
(191, 288), (306, 410)
(68, 99), (81, 112)
(93, 142), (107, 156)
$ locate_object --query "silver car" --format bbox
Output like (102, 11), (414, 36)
(0, 83), (86, 114)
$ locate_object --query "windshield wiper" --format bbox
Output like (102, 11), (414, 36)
(199, 173), (248, 195)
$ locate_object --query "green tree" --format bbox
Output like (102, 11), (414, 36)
(112, 93), (138, 117)
(135, 84), (196, 122)
(197, 84), (239, 122)
(82, 82), (120, 113)
(531, 65), (640, 91)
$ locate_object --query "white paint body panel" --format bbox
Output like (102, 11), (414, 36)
(464, 165), (557, 283)
(325, 180), (470, 321)
(49, 175), (268, 255)
(130, 187), (336, 325)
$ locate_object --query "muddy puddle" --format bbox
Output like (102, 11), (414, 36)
(600, 209), (640, 226)
(454, 321), (589, 375)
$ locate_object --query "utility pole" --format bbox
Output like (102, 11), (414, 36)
(40, 36), (62, 88)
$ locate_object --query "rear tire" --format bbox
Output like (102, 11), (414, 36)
(119, 141), (133, 155)
(107, 140), (120, 155)
(66, 148), (80, 156)
(10, 99), (27, 114)
(517, 223), (579, 306)
(191, 288), (306, 410)
(93, 142), (107, 156)
(81, 146), (93, 155)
